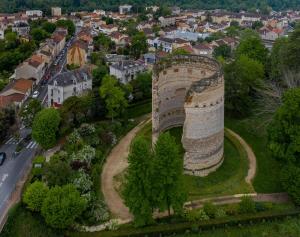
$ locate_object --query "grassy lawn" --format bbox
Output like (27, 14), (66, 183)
(225, 117), (283, 193)
(133, 123), (253, 200)
(1, 204), (63, 237)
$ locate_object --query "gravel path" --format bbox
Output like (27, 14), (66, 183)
(225, 128), (257, 184)
(101, 118), (150, 220)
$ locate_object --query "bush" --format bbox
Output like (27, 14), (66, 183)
(215, 208), (227, 219)
(225, 205), (239, 216)
(255, 202), (270, 212)
(23, 181), (49, 212)
(203, 202), (217, 218)
(183, 209), (210, 222)
(239, 196), (256, 214)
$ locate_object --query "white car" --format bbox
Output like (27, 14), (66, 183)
(32, 91), (39, 98)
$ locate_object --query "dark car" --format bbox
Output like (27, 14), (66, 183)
(0, 152), (6, 166)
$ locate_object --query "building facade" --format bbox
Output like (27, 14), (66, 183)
(47, 68), (92, 107)
(152, 55), (224, 176)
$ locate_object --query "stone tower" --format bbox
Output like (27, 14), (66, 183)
(152, 55), (224, 176)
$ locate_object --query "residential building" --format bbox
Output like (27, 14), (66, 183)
(12, 20), (30, 36)
(67, 40), (88, 67)
(0, 79), (34, 108)
(25, 10), (43, 17)
(110, 60), (146, 84)
(15, 55), (46, 84)
(51, 7), (62, 17)
(119, 5), (132, 15)
(48, 68), (92, 107)
(156, 37), (191, 53)
(159, 16), (176, 27)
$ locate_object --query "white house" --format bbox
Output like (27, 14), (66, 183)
(119, 5), (132, 15)
(47, 68), (92, 107)
(26, 10), (43, 17)
(110, 60), (146, 84)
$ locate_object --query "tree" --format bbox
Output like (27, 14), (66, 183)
(41, 184), (87, 229)
(56, 19), (75, 36)
(42, 21), (56, 34)
(92, 65), (108, 87)
(281, 24), (300, 73)
(268, 88), (300, 164)
(130, 32), (148, 59)
(153, 132), (186, 216)
(269, 37), (288, 82)
(252, 21), (263, 30)
(30, 28), (49, 43)
(236, 29), (268, 65)
(43, 159), (73, 187)
(123, 137), (154, 226)
(225, 55), (265, 117)
(23, 181), (49, 212)
(20, 99), (42, 127)
(0, 106), (15, 142)
(99, 75), (128, 120)
(281, 164), (300, 205)
(32, 108), (61, 149)
(213, 44), (231, 59)
(130, 72), (152, 101)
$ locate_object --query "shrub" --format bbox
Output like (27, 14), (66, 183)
(215, 208), (227, 219)
(239, 196), (256, 214)
(23, 181), (49, 212)
(255, 202), (269, 212)
(183, 209), (209, 222)
(225, 205), (239, 216)
(203, 202), (217, 218)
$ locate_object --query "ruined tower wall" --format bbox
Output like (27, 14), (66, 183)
(152, 55), (224, 176)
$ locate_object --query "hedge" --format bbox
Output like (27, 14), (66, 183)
(70, 209), (300, 237)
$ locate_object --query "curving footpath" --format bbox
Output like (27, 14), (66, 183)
(101, 117), (151, 221)
(86, 120), (289, 233)
(225, 128), (256, 184)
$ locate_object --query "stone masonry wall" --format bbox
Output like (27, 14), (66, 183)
(152, 55), (224, 176)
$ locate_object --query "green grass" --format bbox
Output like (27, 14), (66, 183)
(174, 217), (300, 237)
(1, 204), (63, 237)
(134, 123), (252, 199)
(225, 117), (283, 193)
(126, 100), (151, 119)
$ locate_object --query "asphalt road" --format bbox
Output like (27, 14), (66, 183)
(0, 130), (38, 216)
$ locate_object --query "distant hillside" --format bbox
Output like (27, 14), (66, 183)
(1, 0), (300, 13)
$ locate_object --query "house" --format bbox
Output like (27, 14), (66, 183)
(26, 10), (43, 17)
(119, 5), (132, 15)
(110, 32), (129, 47)
(51, 7), (62, 17)
(0, 79), (34, 108)
(67, 40), (88, 67)
(52, 33), (66, 56)
(47, 68), (92, 108)
(156, 37), (191, 53)
(193, 43), (214, 57)
(259, 26), (284, 41)
(159, 17), (176, 27)
(12, 20), (30, 36)
(15, 55), (46, 84)
(110, 60), (146, 84)
(99, 24), (118, 34)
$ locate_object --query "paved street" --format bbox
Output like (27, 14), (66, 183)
(0, 131), (38, 218)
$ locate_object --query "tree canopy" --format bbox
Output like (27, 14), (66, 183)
(32, 108), (61, 149)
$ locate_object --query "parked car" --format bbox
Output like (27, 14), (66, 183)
(0, 152), (6, 166)
(32, 91), (39, 98)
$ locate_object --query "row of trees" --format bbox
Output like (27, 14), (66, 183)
(124, 133), (186, 226)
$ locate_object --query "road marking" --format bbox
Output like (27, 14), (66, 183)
(26, 141), (34, 149)
(5, 137), (13, 144)
(2, 173), (8, 182)
(30, 142), (37, 149)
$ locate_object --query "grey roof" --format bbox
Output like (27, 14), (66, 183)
(110, 60), (144, 71)
(48, 68), (91, 87)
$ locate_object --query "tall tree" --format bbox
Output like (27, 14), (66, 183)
(32, 108), (61, 149)
(225, 55), (265, 117)
(130, 32), (148, 59)
(153, 132), (186, 216)
(23, 181), (49, 212)
(123, 137), (154, 226)
(99, 75), (128, 120)
(20, 99), (42, 127)
(236, 29), (268, 65)
(41, 184), (87, 229)
(268, 88), (300, 164)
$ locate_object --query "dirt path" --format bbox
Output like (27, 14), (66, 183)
(101, 117), (150, 220)
(225, 128), (257, 184)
